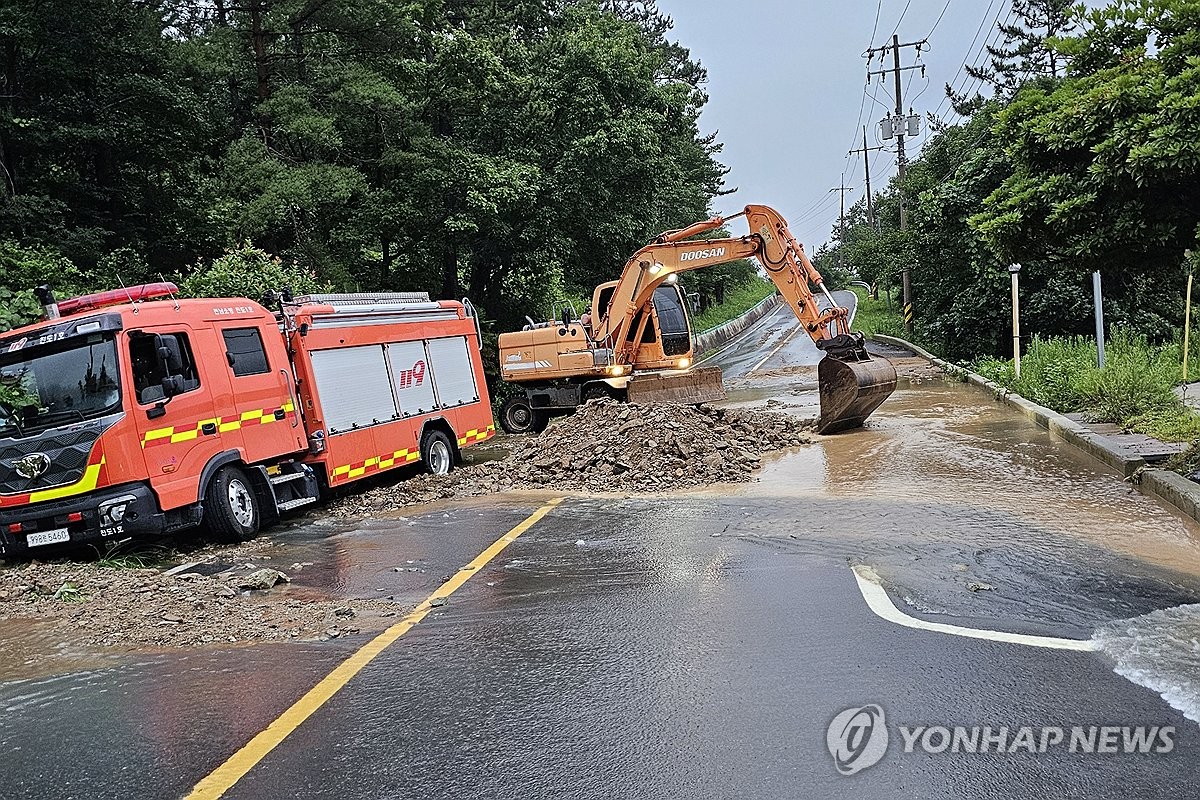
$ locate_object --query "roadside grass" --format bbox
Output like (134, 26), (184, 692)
(848, 287), (906, 338)
(52, 582), (86, 603)
(693, 278), (775, 332)
(972, 330), (1200, 443)
(93, 540), (177, 570)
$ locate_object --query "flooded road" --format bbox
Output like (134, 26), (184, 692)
(3, 318), (1200, 798)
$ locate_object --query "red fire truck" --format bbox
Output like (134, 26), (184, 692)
(0, 285), (495, 554)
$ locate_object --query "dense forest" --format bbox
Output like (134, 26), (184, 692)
(815, 0), (1200, 362)
(0, 0), (756, 331)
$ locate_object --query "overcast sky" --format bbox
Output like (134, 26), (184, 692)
(653, 0), (1095, 251)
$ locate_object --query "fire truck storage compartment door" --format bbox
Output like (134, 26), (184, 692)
(309, 345), (397, 434)
(426, 336), (480, 407)
(386, 341), (437, 416)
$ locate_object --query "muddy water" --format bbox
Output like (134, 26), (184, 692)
(748, 380), (1200, 574)
(725, 378), (1200, 724)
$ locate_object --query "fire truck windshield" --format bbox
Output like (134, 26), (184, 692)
(0, 334), (121, 437)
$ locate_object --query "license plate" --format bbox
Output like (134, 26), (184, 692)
(26, 528), (70, 548)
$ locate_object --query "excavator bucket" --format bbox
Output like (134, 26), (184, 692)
(817, 355), (897, 434)
(626, 366), (727, 405)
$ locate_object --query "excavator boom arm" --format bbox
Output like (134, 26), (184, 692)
(595, 204), (855, 357)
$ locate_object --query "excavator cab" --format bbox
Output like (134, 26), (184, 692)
(623, 284), (725, 405)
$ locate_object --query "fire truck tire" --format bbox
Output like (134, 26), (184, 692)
(420, 430), (455, 476)
(499, 396), (548, 435)
(204, 465), (260, 542)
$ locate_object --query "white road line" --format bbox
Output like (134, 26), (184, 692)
(748, 320), (802, 375)
(851, 565), (1098, 652)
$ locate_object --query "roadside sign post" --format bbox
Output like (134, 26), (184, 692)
(1009, 263), (1022, 378)
(1186, 275), (1194, 383)
(1092, 271), (1106, 369)
(1186, 251), (1194, 383)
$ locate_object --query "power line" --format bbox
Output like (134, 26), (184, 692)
(931, 0), (1000, 119)
(887, 0), (915, 40)
(948, 6), (1016, 108)
(869, 0), (884, 48)
(925, 0), (953, 40)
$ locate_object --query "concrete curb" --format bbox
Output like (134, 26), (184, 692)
(870, 333), (1200, 525)
(693, 292), (783, 357)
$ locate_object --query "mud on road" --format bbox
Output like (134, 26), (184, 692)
(0, 399), (814, 655)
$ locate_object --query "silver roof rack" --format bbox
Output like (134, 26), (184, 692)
(295, 291), (431, 306)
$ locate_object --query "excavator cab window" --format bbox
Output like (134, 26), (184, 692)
(652, 286), (690, 356)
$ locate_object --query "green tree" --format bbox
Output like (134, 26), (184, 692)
(949, 0), (1080, 114)
(179, 243), (330, 301)
(0, 0), (217, 274)
(972, 0), (1200, 339)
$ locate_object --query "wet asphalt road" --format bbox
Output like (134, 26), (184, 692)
(4, 316), (1200, 798)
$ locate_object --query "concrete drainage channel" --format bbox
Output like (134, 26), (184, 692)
(872, 334), (1200, 526)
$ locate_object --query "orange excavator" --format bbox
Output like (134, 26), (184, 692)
(497, 203), (896, 435)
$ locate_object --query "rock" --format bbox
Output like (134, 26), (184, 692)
(333, 606), (355, 618)
(161, 613), (183, 623)
(234, 569), (290, 591)
(967, 581), (995, 592)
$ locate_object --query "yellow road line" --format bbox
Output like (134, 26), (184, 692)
(186, 497), (565, 800)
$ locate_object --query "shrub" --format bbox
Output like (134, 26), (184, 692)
(179, 242), (331, 301)
(0, 240), (83, 332)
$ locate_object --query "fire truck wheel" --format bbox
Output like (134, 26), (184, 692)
(499, 396), (547, 435)
(420, 430), (455, 476)
(204, 465), (260, 541)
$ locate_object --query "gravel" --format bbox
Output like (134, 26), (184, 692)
(333, 399), (812, 515)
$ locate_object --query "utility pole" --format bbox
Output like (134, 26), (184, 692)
(830, 180), (854, 273)
(849, 126), (885, 231)
(867, 33), (926, 332)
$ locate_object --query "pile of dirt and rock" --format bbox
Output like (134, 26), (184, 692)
(334, 400), (811, 516)
(0, 550), (401, 648)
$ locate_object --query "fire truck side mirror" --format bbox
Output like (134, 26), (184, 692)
(161, 375), (186, 397)
(153, 334), (188, 400)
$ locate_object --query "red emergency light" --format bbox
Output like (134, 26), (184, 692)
(55, 282), (179, 317)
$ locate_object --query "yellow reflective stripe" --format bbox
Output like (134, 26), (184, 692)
(28, 458), (106, 504)
(141, 400), (294, 446)
(143, 427), (174, 447)
(333, 445), (434, 481)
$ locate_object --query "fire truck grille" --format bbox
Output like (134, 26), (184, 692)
(0, 422), (109, 495)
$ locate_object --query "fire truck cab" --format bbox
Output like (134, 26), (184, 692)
(0, 285), (495, 555)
